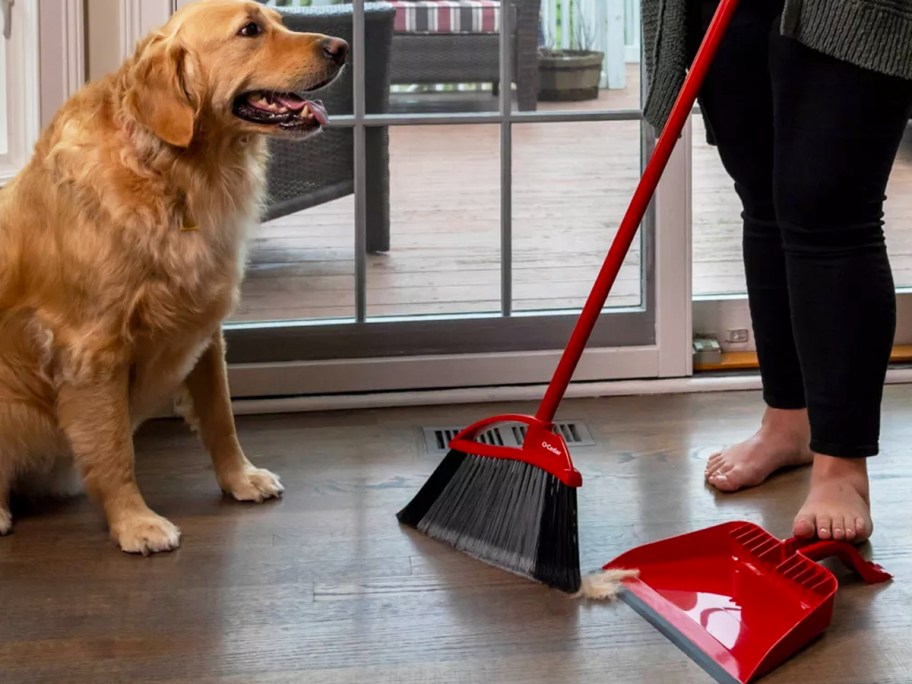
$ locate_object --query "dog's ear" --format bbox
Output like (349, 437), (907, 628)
(128, 35), (200, 147)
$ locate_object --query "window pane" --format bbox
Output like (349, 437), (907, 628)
(369, 3), (503, 116)
(366, 124), (501, 318)
(692, 117), (912, 294)
(512, 120), (643, 312)
(228, 144), (355, 323)
(886, 129), (912, 289)
(269, 2), (354, 117)
(691, 114), (744, 297)
(523, 0), (642, 113)
(224, 2), (358, 324)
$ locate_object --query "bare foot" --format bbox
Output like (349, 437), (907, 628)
(705, 407), (813, 492)
(793, 455), (872, 543)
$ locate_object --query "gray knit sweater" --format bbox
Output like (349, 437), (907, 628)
(642, 0), (912, 132)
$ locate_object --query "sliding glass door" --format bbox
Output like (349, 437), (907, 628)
(165, 0), (691, 397)
(691, 111), (912, 353)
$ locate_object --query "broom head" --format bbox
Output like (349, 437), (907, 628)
(397, 414), (583, 593)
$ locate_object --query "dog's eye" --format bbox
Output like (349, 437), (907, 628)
(238, 22), (261, 37)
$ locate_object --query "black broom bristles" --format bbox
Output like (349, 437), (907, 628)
(397, 449), (581, 593)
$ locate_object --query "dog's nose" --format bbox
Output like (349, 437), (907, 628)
(322, 38), (349, 67)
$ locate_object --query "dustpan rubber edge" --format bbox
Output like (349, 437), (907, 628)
(619, 588), (743, 684)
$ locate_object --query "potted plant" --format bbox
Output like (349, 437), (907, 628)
(537, 4), (604, 102)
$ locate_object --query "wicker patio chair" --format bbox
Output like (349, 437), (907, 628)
(386, 0), (542, 111)
(260, 2), (395, 253)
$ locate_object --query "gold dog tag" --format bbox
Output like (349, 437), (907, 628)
(181, 223), (199, 232)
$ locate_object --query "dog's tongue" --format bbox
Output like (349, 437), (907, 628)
(275, 93), (308, 112)
(274, 94), (329, 125)
(304, 99), (329, 126)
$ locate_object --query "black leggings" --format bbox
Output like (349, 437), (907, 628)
(694, 0), (912, 457)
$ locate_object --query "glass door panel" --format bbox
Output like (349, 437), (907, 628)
(692, 116), (912, 351)
(512, 119), (643, 313)
(212, 0), (671, 392)
(366, 124), (501, 318)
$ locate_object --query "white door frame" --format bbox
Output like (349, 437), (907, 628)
(38, 0), (85, 127)
(1, 0), (85, 186)
(0, 0), (40, 185)
(120, 0), (174, 59)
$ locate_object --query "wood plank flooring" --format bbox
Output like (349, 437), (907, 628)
(233, 69), (912, 322)
(2, 388), (911, 683)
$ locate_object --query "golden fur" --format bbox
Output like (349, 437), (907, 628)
(0, 0), (347, 553)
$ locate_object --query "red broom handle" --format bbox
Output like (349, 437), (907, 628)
(535, 0), (740, 423)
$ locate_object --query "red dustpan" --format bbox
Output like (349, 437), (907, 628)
(604, 521), (892, 684)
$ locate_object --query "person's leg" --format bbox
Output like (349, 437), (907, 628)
(770, 32), (912, 541)
(694, 0), (812, 491)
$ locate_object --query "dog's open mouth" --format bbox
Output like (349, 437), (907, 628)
(232, 91), (329, 130)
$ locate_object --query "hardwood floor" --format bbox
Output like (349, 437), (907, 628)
(2, 388), (911, 683)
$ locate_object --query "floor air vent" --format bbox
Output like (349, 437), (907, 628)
(422, 421), (595, 455)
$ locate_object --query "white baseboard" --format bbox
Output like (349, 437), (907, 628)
(221, 369), (912, 417)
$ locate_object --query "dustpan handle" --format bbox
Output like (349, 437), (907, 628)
(535, 0), (741, 423)
(786, 538), (893, 584)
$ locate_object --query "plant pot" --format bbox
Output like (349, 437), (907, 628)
(537, 50), (604, 102)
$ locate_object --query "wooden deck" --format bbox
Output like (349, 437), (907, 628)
(693, 118), (912, 296)
(233, 74), (912, 322)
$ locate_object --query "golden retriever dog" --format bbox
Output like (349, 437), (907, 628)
(0, 0), (348, 554)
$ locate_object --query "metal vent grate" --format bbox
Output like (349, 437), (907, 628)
(422, 421), (595, 455)
(510, 421), (595, 447)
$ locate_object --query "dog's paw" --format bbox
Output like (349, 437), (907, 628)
(112, 511), (181, 555)
(221, 466), (284, 503)
(0, 509), (11, 536)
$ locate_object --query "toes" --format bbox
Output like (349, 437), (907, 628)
(704, 453), (724, 477)
(707, 465), (725, 482)
(0, 509), (11, 536)
(844, 520), (857, 542)
(835, 517), (870, 543)
(831, 516), (846, 541)
(714, 462), (735, 477)
(707, 471), (730, 487)
(855, 517), (871, 542)
(793, 515), (816, 539)
(708, 465), (739, 492)
(793, 512), (870, 543)
(816, 515), (833, 540)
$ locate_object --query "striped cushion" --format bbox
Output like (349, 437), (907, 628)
(387, 1), (501, 35)
(262, 1), (325, 6)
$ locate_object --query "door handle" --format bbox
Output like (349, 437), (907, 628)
(2, 0), (13, 40)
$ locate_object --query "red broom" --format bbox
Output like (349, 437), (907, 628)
(397, 0), (741, 594)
